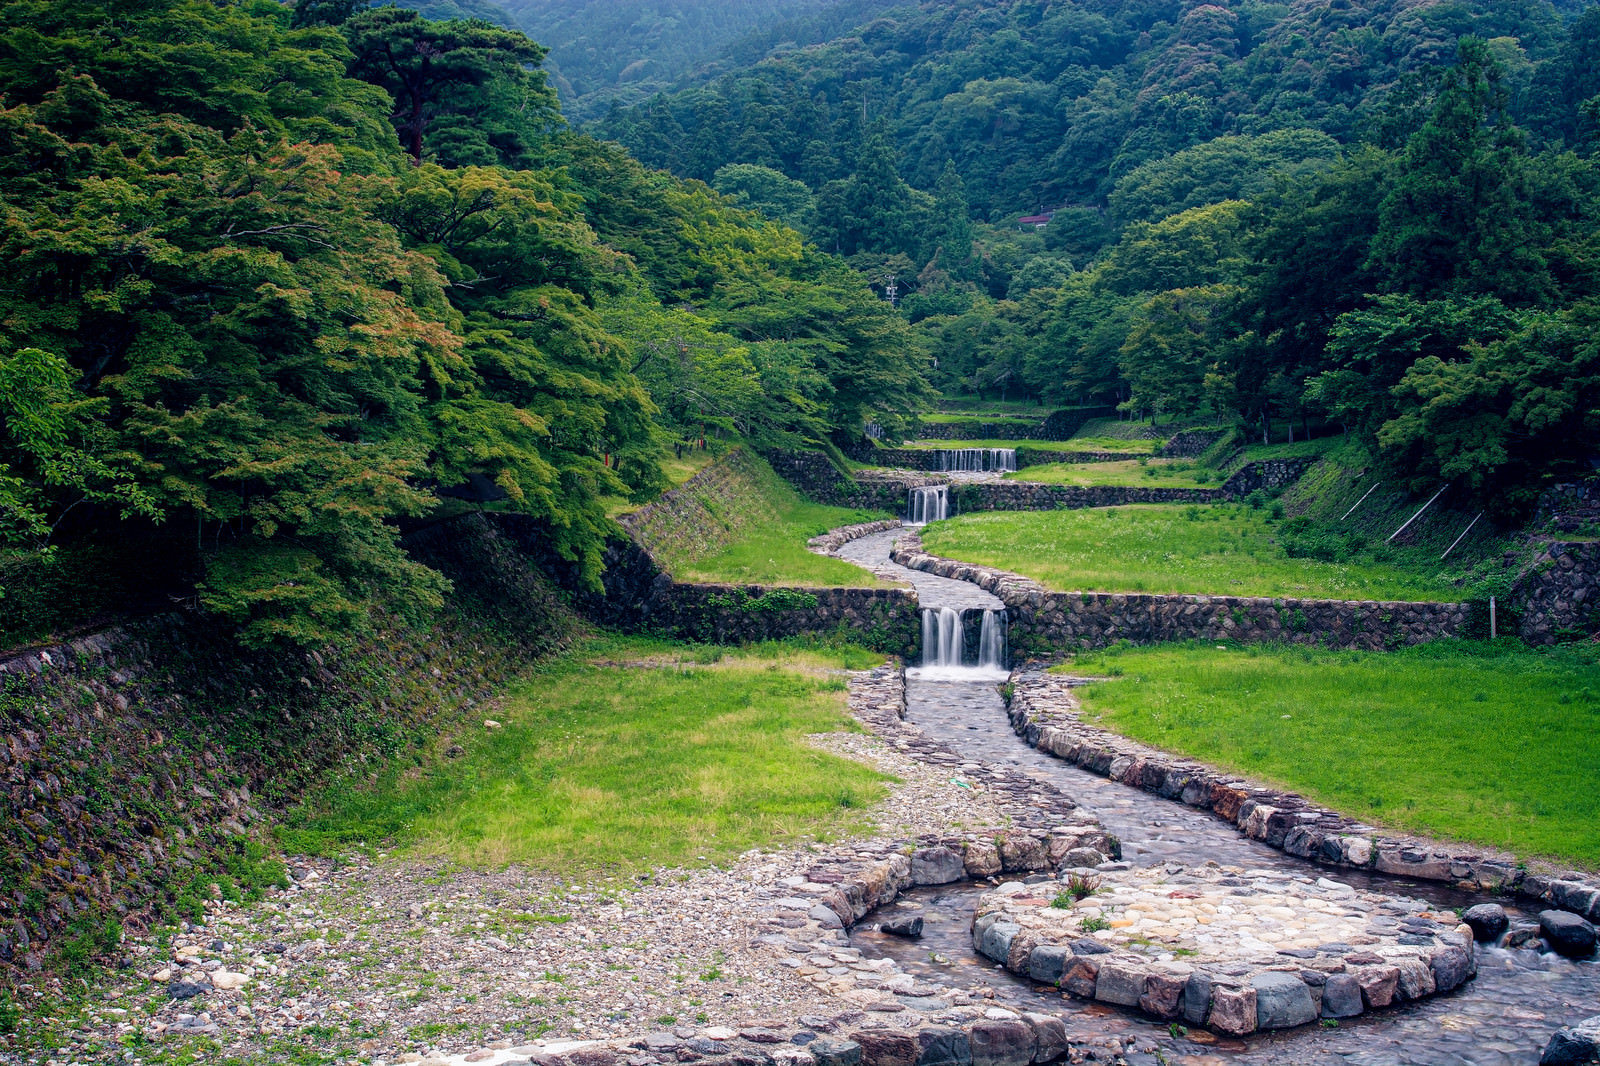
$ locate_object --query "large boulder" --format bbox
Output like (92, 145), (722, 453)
(1542, 1015), (1600, 1066)
(1540, 910), (1598, 959)
(1461, 903), (1509, 942)
(1250, 971), (1318, 1030)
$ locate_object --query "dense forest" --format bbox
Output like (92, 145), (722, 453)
(2, 0), (1599, 653)
(0, 0), (927, 650)
(596, 0), (1600, 514)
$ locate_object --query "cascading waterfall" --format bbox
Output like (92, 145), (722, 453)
(906, 485), (949, 525)
(916, 606), (1008, 678)
(936, 448), (1016, 473)
(977, 608), (1007, 672)
(920, 607), (966, 670)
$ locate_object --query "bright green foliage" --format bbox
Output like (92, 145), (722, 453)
(1068, 640), (1600, 864)
(712, 164), (816, 232)
(0, 349), (158, 550)
(0, 0), (913, 646)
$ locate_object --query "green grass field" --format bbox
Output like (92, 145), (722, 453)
(280, 637), (893, 870)
(1063, 640), (1600, 865)
(895, 438), (1036, 449)
(1058, 435), (1161, 454)
(1007, 458), (1217, 488)
(920, 505), (1464, 600)
(675, 495), (900, 587)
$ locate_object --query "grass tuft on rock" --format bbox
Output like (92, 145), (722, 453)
(279, 636), (893, 871)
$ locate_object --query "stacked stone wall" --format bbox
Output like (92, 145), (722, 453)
(912, 405), (1117, 441)
(890, 533), (1470, 653)
(1514, 539), (1600, 644)
(0, 515), (580, 979)
(1006, 669), (1600, 923)
(1158, 428), (1230, 457)
(647, 583), (919, 657)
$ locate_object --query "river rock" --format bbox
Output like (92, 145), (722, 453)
(911, 847), (965, 886)
(1021, 1013), (1068, 1063)
(879, 915), (923, 938)
(913, 1028), (971, 1066)
(1251, 971), (1318, 1029)
(1026, 944), (1068, 985)
(851, 1030), (918, 1066)
(809, 1040), (862, 1066)
(1542, 1015), (1600, 1065)
(1320, 973), (1363, 1018)
(966, 1020), (1035, 1066)
(1207, 984), (1257, 1035)
(1539, 911), (1598, 958)
(1462, 903), (1509, 942)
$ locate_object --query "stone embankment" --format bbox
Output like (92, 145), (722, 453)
(889, 532), (1471, 653)
(560, 454), (920, 656)
(0, 514), (578, 982)
(1156, 429), (1230, 458)
(1514, 538), (1600, 645)
(1004, 667), (1600, 926)
(912, 406), (1117, 442)
(973, 865), (1477, 1035)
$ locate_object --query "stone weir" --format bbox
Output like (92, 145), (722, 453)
(1003, 668), (1600, 928)
(972, 864), (1477, 1035)
(889, 531), (1471, 653)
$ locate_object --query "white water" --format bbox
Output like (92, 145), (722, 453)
(912, 606), (1008, 680)
(936, 448), (1016, 473)
(906, 485), (949, 525)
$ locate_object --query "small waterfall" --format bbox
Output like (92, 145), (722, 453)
(977, 609), (1008, 672)
(906, 485), (949, 525)
(916, 607), (1008, 678)
(920, 607), (965, 670)
(936, 448), (1016, 473)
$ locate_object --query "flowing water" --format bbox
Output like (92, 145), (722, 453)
(906, 485), (950, 525)
(936, 448), (1017, 473)
(834, 528), (1600, 1065)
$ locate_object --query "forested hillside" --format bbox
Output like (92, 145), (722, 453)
(0, 0), (926, 651)
(497, 0), (868, 120)
(599, 0), (1600, 515)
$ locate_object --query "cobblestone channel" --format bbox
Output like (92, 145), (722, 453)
(832, 527), (1600, 1066)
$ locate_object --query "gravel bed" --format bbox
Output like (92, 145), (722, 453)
(15, 666), (1042, 1065)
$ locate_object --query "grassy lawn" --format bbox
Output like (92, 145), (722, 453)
(1007, 458), (1218, 488)
(281, 637), (893, 870)
(1062, 640), (1600, 865)
(675, 496), (899, 587)
(896, 438), (1036, 450)
(920, 505), (1464, 600)
(1060, 435), (1161, 454)
(639, 451), (897, 587)
(1237, 437), (1343, 463)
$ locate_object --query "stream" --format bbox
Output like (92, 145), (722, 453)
(834, 528), (1600, 1066)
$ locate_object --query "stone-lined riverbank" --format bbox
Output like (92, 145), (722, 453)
(973, 866), (1477, 1035)
(1003, 667), (1600, 926)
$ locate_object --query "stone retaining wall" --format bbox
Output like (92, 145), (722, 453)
(913, 406), (1117, 442)
(889, 533), (1470, 653)
(1514, 539), (1600, 644)
(0, 515), (581, 979)
(1004, 669), (1600, 924)
(1159, 428), (1230, 457)
(647, 583), (918, 656)
(767, 449), (942, 513)
(953, 481), (1219, 512)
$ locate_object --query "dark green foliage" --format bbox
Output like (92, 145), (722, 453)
(0, 0), (921, 647)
